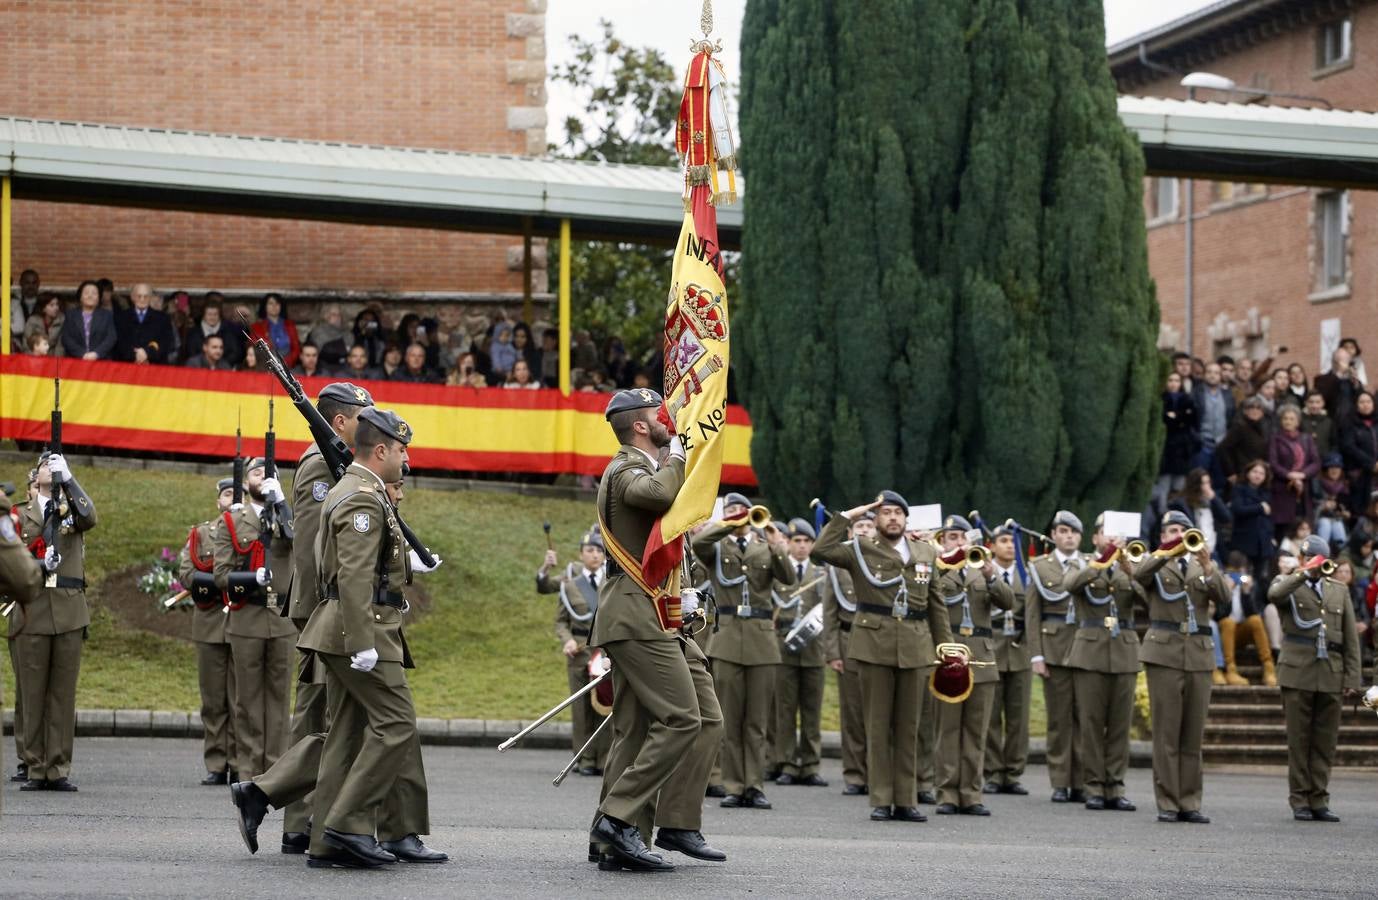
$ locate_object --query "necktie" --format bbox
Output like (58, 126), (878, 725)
(589, 572), (597, 590)
(797, 563), (804, 581)
(1179, 558), (1189, 577)
(737, 537), (747, 554)
(1003, 571), (1011, 585)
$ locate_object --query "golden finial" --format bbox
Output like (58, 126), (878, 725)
(700, 0), (713, 37)
(690, 0), (722, 54)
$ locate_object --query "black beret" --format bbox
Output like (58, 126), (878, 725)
(938, 514), (972, 534)
(877, 490), (908, 512)
(358, 407), (414, 446)
(604, 388), (663, 420)
(319, 382), (374, 407)
(216, 477), (236, 492)
(244, 457), (266, 472)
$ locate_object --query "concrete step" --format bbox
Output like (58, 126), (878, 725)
(1203, 743), (1378, 766)
(1204, 723), (1378, 746)
(1207, 703), (1378, 726)
(1208, 685), (1282, 705)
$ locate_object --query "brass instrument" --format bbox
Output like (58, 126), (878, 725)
(1156, 528), (1206, 558)
(1319, 559), (1338, 577)
(965, 545), (991, 568)
(748, 504), (773, 529)
(1125, 540), (1148, 564)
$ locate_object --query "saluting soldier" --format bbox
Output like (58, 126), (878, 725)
(0, 483), (43, 814)
(1267, 534), (1362, 822)
(1133, 510), (1228, 824)
(812, 492), (953, 823)
(537, 528), (610, 776)
(770, 518), (828, 788)
(820, 511), (871, 796)
(213, 457), (295, 782)
(15, 451), (97, 792)
(983, 524), (1031, 796)
(176, 476), (239, 785)
(693, 494), (795, 809)
(932, 516), (1012, 816)
(1062, 516), (1144, 812)
(1026, 510), (1087, 803)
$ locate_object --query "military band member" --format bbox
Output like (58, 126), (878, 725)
(213, 457), (295, 781)
(983, 524), (1031, 795)
(15, 452), (97, 792)
(538, 528), (610, 775)
(177, 476), (239, 785)
(1267, 535), (1362, 822)
(1133, 510), (1228, 824)
(771, 518), (828, 787)
(694, 494), (795, 809)
(813, 491), (952, 823)
(0, 483), (43, 814)
(1061, 517), (1143, 811)
(8, 469), (37, 785)
(821, 511), (871, 795)
(1026, 510), (1087, 803)
(932, 516), (1012, 816)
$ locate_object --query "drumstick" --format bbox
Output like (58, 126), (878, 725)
(543, 521), (554, 551)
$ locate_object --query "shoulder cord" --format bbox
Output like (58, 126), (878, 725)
(851, 538), (907, 607)
(828, 563), (857, 613)
(1080, 573), (1123, 637)
(1153, 568), (1198, 633)
(559, 572), (595, 623)
(1289, 580), (1329, 659)
(1032, 557), (1077, 625)
(714, 541), (748, 588)
(941, 573), (973, 632)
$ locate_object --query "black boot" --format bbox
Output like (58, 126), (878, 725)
(230, 781), (271, 854)
(654, 828), (726, 861)
(590, 815), (673, 872)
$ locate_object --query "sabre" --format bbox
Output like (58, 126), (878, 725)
(552, 715), (615, 787)
(498, 667), (612, 752)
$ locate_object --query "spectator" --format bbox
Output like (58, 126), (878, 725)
(115, 283), (176, 365)
(590, 368), (617, 393)
(1252, 378), (1278, 419)
(1231, 357), (1256, 406)
(378, 342), (403, 380)
(1340, 530), (1375, 585)
(10, 267), (40, 340)
(23, 293), (65, 355)
(489, 322), (517, 380)
(248, 293), (300, 368)
(184, 295), (244, 366)
(393, 343), (438, 384)
(1269, 368), (1293, 409)
(59, 280), (116, 360)
(397, 313), (422, 349)
(1331, 560), (1371, 662)
(1299, 390), (1335, 459)
(25, 332), (50, 356)
(1269, 405), (1320, 539)
(353, 308), (386, 366)
(1279, 520), (1312, 561)
(535, 328), (559, 388)
(1314, 453), (1350, 552)
(631, 369), (653, 389)
(1339, 337), (1369, 391)
(1170, 351), (1194, 394)
(96, 277), (117, 310)
(503, 358), (540, 390)
(605, 336), (634, 388)
(1229, 459), (1274, 598)
(165, 290), (191, 361)
(572, 330), (600, 373)
(341, 343), (380, 381)
(186, 334), (232, 371)
(445, 351), (486, 388)
(239, 342), (261, 372)
(1216, 354), (1236, 391)
(292, 342), (328, 378)
(1315, 347), (1362, 425)
(1157, 371), (1197, 502)
(1192, 361), (1234, 484)
(1281, 363), (1309, 409)
(511, 322), (536, 370)
(1173, 467), (1231, 558)
(1340, 391), (1378, 514)
(306, 303), (350, 367)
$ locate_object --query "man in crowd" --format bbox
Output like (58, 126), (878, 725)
(1192, 362), (1235, 486)
(393, 343), (438, 383)
(292, 343), (329, 378)
(821, 511), (870, 796)
(186, 334), (233, 370)
(771, 518), (828, 788)
(184, 295), (245, 366)
(984, 523), (1032, 795)
(1315, 347), (1361, 426)
(115, 283), (176, 365)
(9, 268), (40, 341)
(342, 344), (380, 382)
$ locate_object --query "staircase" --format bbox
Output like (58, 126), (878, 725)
(1203, 662), (1378, 766)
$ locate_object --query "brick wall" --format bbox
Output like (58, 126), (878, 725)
(1124, 3), (1378, 375)
(0, 0), (549, 297)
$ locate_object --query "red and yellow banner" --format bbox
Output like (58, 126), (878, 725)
(0, 355), (756, 484)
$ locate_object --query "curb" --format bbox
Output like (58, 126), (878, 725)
(2, 708), (1155, 766)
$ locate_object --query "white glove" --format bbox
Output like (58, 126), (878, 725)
(409, 548), (442, 573)
(254, 567), (270, 586)
(46, 453), (69, 483)
(350, 648), (379, 672)
(667, 435), (685, 460)
(260, 477), (284, 504)
(43, 546), (61, 572)
(680, 588), (701, 616)
(1365, 685), (1378, 707)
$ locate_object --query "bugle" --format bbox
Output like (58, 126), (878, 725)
(1125, 540), (1148, 563)
(498, 667), (611, 752)
(965, 545), (992, 568)
(1182, 528), (1207, 554)
(748, 505), (773, 529)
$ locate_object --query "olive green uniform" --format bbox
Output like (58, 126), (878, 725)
(213, 503), (296, 781)
(812, 514), (952, 809)
(298, 463), (430, 855)
(984, 563), (1031, 789)
(539, 562), (611, 770)
(1267, 571), (1362, 811)
(771, 559), (826, 780)
(820, 563), (866, 790)
(13, 479), (97, 783)
(1062, 562), (1143, 802)
(693, 523), (795, 797)
(0, 493), (44, 813)
(177, 520), (238, 777)
(1133, 553), (1228, 815)
(934, 563), (1013, 808)
(1026, 552), (1085, 793)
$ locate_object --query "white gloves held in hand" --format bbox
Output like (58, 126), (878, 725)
(409, 548), (442, 573)
(43, 546), (61, 572)
(350, 648), (379, 672)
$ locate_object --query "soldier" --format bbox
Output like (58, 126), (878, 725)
(177, 476), (239, 785)
(8, 469), (36, 784)
(932, 516), (1012, 816)
(1026, 510), (1087, 803)
(0, 483), (43, 814)
(1133, 510), (1228, 824)
(813, 492), (952, 823)
(15, 451), (97, 792)
(213, 457), (295, 782)
(693, 495), (795, 810)
(1267, 535), (1362, 822)
(1062, 516), (1143, 812)
(770, 518), (828, 787)
(983, 523), (1031, 796)
(537, 528), (610, 776)
(820, 511), (871, 796)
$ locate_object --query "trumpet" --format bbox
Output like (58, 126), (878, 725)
(965, 545), (992, 569)
(1320, 559), (1338, 577)
(749, 505), (773, 529)
(1125, 540), (1148, 564)
(1156, 528), (1206, 558)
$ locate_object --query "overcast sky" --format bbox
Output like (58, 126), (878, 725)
(545, 0), (1218, 145)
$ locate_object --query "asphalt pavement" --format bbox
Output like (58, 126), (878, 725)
(0, 737), (1374, 899)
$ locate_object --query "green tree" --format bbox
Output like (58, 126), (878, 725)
(740, 0), (1161, 525)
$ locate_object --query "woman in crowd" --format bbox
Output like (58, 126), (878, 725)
(1271, 368), (1295, 408)
(1219, 397), (1271, 482)
(22, 293), (64, 355)
(1340, 337), (1369, 391)
(1174, 467), (1231, 559)
(1281, 363), (1308, 408)
(307, 303), (351, 367)
(378, 342), (404, 380)
(445, 351), (488, 389)
(1340, 391), (1378, 514)
(510, 322), (537, 373)
(503, 358), (541, 390)
(239, 342), (260, 373)
(1158, 371), (1198, 501)
(353, 307), (387, 366)
(248, 293), (300, 367)
(1252, 378), (1278, 420)
(1300, 390), (1335, 459)
(1268, 405), (1320, 540)
(1313, 453), (1351, 552)
(1229, 459), (1275, 605)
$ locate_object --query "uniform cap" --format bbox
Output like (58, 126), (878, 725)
(216, 477), (235, 492)
(580, 530), (605, 550)
(358, 407), (413, 445)
(877, 490), (909, 512)
(604, 388), (663, 420)
(1051, 510), (1083, 533)
(319, 382), (374, 407)
(245, 457), (266, 472)
(787, 518), (817, 540)
(1301, 535), (1329, 559)
(1160, 510), (1194, 530)
(991, 523), (1015, 538)
(723, 492), (751, 510)
(938, 514), (972, 534)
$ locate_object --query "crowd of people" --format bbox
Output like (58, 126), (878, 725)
(7, 270), (660, 394)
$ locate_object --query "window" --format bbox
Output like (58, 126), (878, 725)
(1149, 177), (1178, 222)
(1316, 18), (1353, 69)
(1315, 190), (1349, 292)
(1210, 182), (1265, 205)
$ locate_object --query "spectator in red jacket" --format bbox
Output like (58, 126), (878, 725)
(248, 292), (300, 367)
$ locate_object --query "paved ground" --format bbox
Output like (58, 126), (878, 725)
(0, 737), (1374, 899)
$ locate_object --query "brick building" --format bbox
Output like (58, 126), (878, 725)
(0, 0), (549, 306)
(1111, 0), (1377, 376)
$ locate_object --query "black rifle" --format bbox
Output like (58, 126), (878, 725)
(233, 412), (244, 507)
(260, 399), (277, 610)
(43, 378), (68, 569)
(252, 335), (436, 567)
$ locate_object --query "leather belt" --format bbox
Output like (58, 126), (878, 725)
(955, 625), (993, 637)
(1284, 634), (1344, 654)
(1041, 612), (1069, 622)
(839, 621), (852, 633)
(373, 591), (406, 610)
(858, 602), (928, 622)
(53, 576), (86, 590)
(1151, 620), (1210, 636)
(572, 626), (591, 637)
(718, 606), (773, 620)
(1080, 618), (1131, 630)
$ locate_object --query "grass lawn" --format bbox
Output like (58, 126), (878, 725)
(1, 463), (1047, 737)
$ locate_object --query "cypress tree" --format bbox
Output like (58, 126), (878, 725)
(739, 0), (1160, 527)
